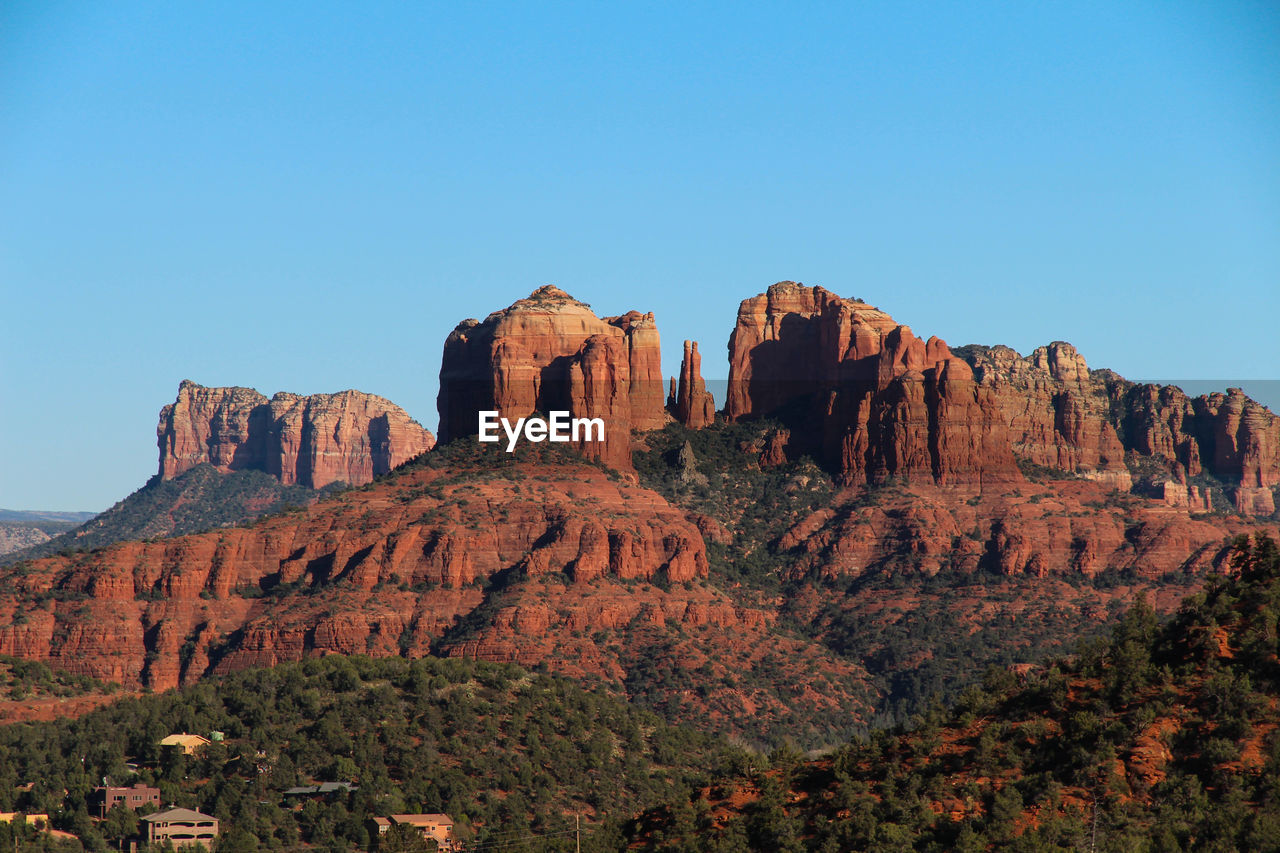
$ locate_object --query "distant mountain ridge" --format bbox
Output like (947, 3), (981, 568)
(0, 510), (97, 524)
(1, 465), (323, 565)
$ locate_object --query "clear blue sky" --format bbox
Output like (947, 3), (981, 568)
(3, 1), (1278, 511)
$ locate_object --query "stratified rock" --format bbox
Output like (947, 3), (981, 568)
(0, 458), (709, 691)
(1198, 390), (1279, 516)
(157, 381), (434, 489)
(725, 282), (1278, 514)
(670, 340), (715, 428)
(1116, 384), (1279, 515)
(436, 286), (666, 471)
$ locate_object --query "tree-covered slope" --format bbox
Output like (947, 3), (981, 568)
(0, 655), (749, 851)
(1, 465), (322, 566)
(628, 533), (1280, 851)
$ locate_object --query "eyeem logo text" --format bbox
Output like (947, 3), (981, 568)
(478, 411), (605, 452)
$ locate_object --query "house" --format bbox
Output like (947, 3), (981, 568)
(0, 813), (50, 828)
(90, 783), (162, 818)
(370, 814), (455, 850)
(0, 814), (75, 844)
(159, 733), (211, 755)
(140, 807), (219, 849)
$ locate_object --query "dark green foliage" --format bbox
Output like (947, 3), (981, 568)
(0, 655), (107, 700)
(630, 534), (1280, 850)
(808, 572), (1123, 729)
(0, 655), (747, 850)
(1014, 455), (1081, 482)
(634, 420), (835, 592)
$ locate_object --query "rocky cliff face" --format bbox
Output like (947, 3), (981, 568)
(437, 286), (666, 471)
(0, 455), (707, 688)
(956, 343), (1131, 489)
(725, 282), (1279, 514)
(961, 348), (1279, 516)
(725, 282), (1020, 488)
(157, 381), (435, 489)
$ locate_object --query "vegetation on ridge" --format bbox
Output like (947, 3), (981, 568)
(628, 533), (1280, 851)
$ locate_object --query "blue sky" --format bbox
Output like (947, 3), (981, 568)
(2, 1), (1278, 510)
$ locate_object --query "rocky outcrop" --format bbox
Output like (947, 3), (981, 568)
(437, 286), (666, 471)
(724, 282), (1278, 514)
(668, 340), (715, 429)
(725, 282), (1020, 488)
(0, 525), (57, 556)
(958, 343), (1131, 489)
(960, 353), (1280, 515)
(157, 381), (434, 489)
(1195, 390), (1278, 516)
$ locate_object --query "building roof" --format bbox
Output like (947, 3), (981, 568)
(159, 733), (211, 747)
(142, 808), (217, 823)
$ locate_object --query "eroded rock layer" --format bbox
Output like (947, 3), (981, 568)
(0, 451), (876, 740)
(158, 381), (435, 489)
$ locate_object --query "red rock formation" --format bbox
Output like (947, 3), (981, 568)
(726, 282), (1020, 487)
(669, 340), (715, 428)
(1159, 481), (1213, 513)
(725, 283), (898, 420)
(960, 343), (1131, 489)
(726, 282), (1278, 514)
(0, 452), (871, 738)
(0, 458), (708, 691)
(158, 382), (271, 475)
(437, 286), (666, 471)
(1198, 390), (1279, 516)
(157, 381), (434, 488)
(778, 478), (1272, 583)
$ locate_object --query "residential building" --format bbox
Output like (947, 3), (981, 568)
(370, 814), (456, 850)
(158, 733), (211, 755)
(90, 783), (161, 818)
(0, 813), (49, 828)
(141, 807), (219, 849)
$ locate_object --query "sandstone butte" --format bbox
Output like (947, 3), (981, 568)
(157, 380), (435, 489)
(437, 286), (681, 471)
(725, 281), (1279, 515)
